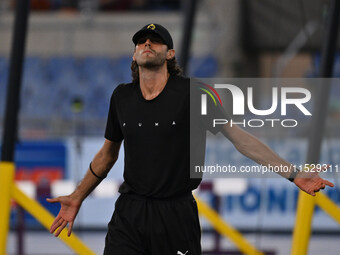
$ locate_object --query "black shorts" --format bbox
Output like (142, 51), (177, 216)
(103, 192), (201, 255)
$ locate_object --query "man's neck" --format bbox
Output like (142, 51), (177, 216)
(139, 65), (170, 100)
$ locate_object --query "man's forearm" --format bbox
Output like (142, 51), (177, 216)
(223, 125), (295, 179)
(234, 134), (295, 179)
(70, 146), (119, 203)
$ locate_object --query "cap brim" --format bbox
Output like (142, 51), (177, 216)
(132, 29), (165, 45)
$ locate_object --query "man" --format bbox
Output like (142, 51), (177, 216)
(47, 24), (334, 254)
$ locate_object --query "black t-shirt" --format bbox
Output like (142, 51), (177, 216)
(105, 75), (228, 198)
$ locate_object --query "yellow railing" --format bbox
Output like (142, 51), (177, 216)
(0, 162), (15, 254)
(291, 190), (340, 255)
(195, 196), (265, 255)
(0, 162), (96, 255)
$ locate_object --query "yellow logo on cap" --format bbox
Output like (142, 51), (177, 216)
(147, 24), (156, 30)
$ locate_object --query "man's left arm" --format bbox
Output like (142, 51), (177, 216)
(221, 124), (334, 196)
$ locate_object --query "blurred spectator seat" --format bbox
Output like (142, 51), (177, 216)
(0, 55), (219, 120)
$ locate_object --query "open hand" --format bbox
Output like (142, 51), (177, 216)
(46, 196), (82, 237)
(294, 165), (334, 196)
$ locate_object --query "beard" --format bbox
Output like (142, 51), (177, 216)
(136, 51), (167, 69)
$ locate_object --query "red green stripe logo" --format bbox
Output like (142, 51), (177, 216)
(199, 83), (223, 106)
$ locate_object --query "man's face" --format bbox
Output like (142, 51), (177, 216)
(133, 34), (174, 68)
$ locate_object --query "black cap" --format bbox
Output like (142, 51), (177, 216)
(132, 23), (173, 49)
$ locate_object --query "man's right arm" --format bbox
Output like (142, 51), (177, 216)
(70, 139), (122, 202)
(47, 139), (122, 237)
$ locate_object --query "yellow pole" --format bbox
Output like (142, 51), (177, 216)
(195, 196), (264, 255)
(291, 190), (316, 255)
(12, 184), (96, 255)
(0, 161), (15, 255)
(315, 192), (340, 225)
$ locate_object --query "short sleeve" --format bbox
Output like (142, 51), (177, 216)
(203, 94), (231, 135)
(104, 92), (124, 142)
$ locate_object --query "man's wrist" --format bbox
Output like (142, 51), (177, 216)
(288, 166), (300, 182)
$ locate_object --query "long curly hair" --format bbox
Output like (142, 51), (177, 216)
(130, 57), (183, 84)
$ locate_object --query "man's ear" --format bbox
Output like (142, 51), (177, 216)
(167, 49), (175, 60)
(132, 48), (136, 61)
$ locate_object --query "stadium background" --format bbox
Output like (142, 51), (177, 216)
(0, 0), (340, 254)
